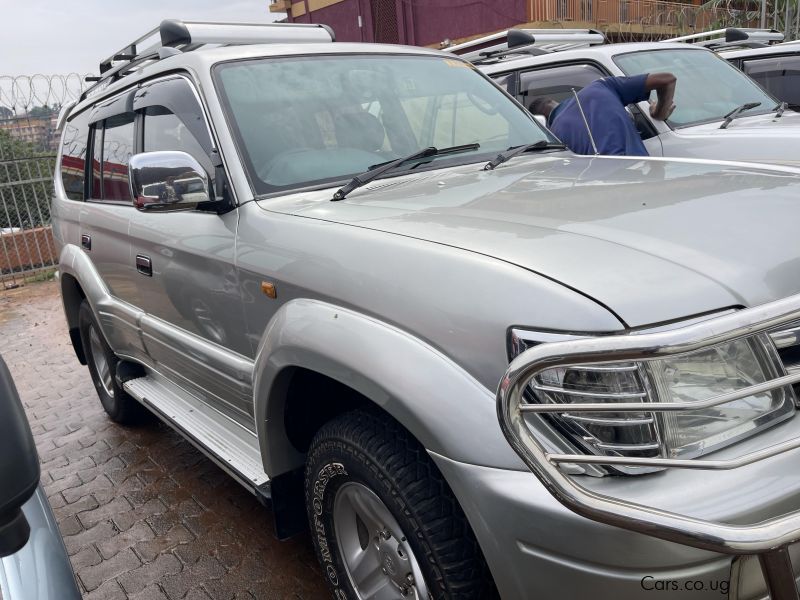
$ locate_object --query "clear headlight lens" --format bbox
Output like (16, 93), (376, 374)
(514, 332), (796, 473)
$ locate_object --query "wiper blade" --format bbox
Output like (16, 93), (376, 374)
(774, 101), (788, 118)
(332, 143), (480, 201)
(720, 102), (761, 129)
(483, 140), (565, 171)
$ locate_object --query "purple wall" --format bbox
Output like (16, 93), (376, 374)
(286, 0), (527, 46)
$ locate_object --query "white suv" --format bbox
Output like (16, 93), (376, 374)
(469, 33), (800, 166)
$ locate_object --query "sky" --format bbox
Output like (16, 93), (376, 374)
(0, 0), (285, 76)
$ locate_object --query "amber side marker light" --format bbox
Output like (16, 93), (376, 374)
(261, 281), (277, 299)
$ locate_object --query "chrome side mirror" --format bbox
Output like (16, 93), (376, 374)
(129, 151), (211, 211)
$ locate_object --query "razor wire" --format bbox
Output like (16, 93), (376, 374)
(0, 75), (93, 289)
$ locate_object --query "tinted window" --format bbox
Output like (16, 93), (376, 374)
(742, 55), (800, 109)
(60, 111), (90, 201)
(143, 106), (212, 174)
(99, 114), (134, 202)
(519, 64), (605, 112)
(216, 55), (552, 194)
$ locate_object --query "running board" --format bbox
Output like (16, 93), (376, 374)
(123, 375), (270, 499)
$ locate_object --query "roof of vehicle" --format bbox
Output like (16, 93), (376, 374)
(479, 41), (710, 74)
(719, 40), (800, 59)
(70, 41), (449, 117)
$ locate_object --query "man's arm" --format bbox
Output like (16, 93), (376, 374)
(645, 72), (677, 121)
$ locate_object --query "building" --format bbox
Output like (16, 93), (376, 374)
(0, 113), (60, 151)
(268, 0), (759, 46)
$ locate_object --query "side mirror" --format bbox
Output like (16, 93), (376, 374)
(0, 355), (40, 558)
(129, 151), (212, 211)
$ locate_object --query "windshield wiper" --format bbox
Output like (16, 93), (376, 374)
(483, 140), (565, 171)
(332, 143), (480, 201)
(774, 101), (788, 118)
(720, 102), (761, 129)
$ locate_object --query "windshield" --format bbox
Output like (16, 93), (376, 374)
(215, 54), (551, 195)
(614, 49), (776, 127)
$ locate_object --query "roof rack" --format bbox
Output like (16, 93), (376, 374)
(80, 19), (335, 101)
(662, 27), (784, 50)
(445, 28), (606, 64)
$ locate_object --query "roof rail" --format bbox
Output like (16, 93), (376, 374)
(81, 19), (335, 101)
(445, 28), (606, 64)
(662, 27), (784, 50)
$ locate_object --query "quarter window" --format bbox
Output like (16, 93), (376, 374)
(60, 111), (90, 201)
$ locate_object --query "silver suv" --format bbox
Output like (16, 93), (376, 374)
(54, 19), (800, 600)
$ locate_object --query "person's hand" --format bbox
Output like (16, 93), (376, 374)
(650, 99), (676, 121)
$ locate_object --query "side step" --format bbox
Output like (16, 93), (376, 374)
(123, 375), (270, 498)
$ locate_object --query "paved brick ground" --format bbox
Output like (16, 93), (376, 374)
(0, 280), (329, 599)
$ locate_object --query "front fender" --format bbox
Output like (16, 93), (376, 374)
(253, 298), (525, 476)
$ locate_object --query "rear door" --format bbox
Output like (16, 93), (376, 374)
(127, 75), (253, 427)
(80, 93), (145, 359)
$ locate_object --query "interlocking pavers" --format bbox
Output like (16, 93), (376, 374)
(0, 281), (327, 599)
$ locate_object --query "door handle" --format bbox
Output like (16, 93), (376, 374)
(81, 234), (91, 251)
(135, 254), (152, 277)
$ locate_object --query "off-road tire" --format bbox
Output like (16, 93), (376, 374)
(305, 409), (497, 599)
(78, 300), (147, 425)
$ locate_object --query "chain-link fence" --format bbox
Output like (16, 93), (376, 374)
(0, 74), (90, 290)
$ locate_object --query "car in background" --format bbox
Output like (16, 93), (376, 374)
(460, 30), (800, 165)
(0, 355), (81, 600)
(721, 42), (800, 109)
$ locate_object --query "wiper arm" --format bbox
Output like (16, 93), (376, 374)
(483, 140), (565, 171)
(774, 101), (788, 118)
(720, 102), (761, 129)
(332, 143), (480, 201)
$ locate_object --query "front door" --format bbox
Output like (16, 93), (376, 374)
(127, 75), (254, 427)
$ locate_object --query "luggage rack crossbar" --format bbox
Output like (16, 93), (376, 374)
(497, 293), (800, 600)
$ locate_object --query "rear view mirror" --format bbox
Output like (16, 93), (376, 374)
(129, 150), (211, 211)
(0, 355), (40, 557)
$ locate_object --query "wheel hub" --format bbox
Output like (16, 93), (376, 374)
(333, 482), (431, 599)
(377, 531), (412, 592)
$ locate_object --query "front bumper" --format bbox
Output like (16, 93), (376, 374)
(433, 449), (800, 600)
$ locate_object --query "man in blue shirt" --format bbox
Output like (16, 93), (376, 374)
(530, 73), (677, 156)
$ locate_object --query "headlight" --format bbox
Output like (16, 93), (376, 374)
(511, 330), (796, 474)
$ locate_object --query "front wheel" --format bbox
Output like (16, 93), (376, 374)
(305, 410), (496, 600)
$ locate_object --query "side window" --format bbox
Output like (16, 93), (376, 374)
(93, 114), (135, 202)
(142, 106), (213, 175)
(60, 111), (91, 201)
(135, 77), (214, 176)
(742, 56), (800, 109)
(519, 63), (606, 113)
(491, 73), (513, 93)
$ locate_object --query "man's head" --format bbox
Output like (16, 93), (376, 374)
(529, 97), (559, 118)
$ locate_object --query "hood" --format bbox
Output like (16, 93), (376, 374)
(677, 111), (800, 167)
(260, 154), (800, 328)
